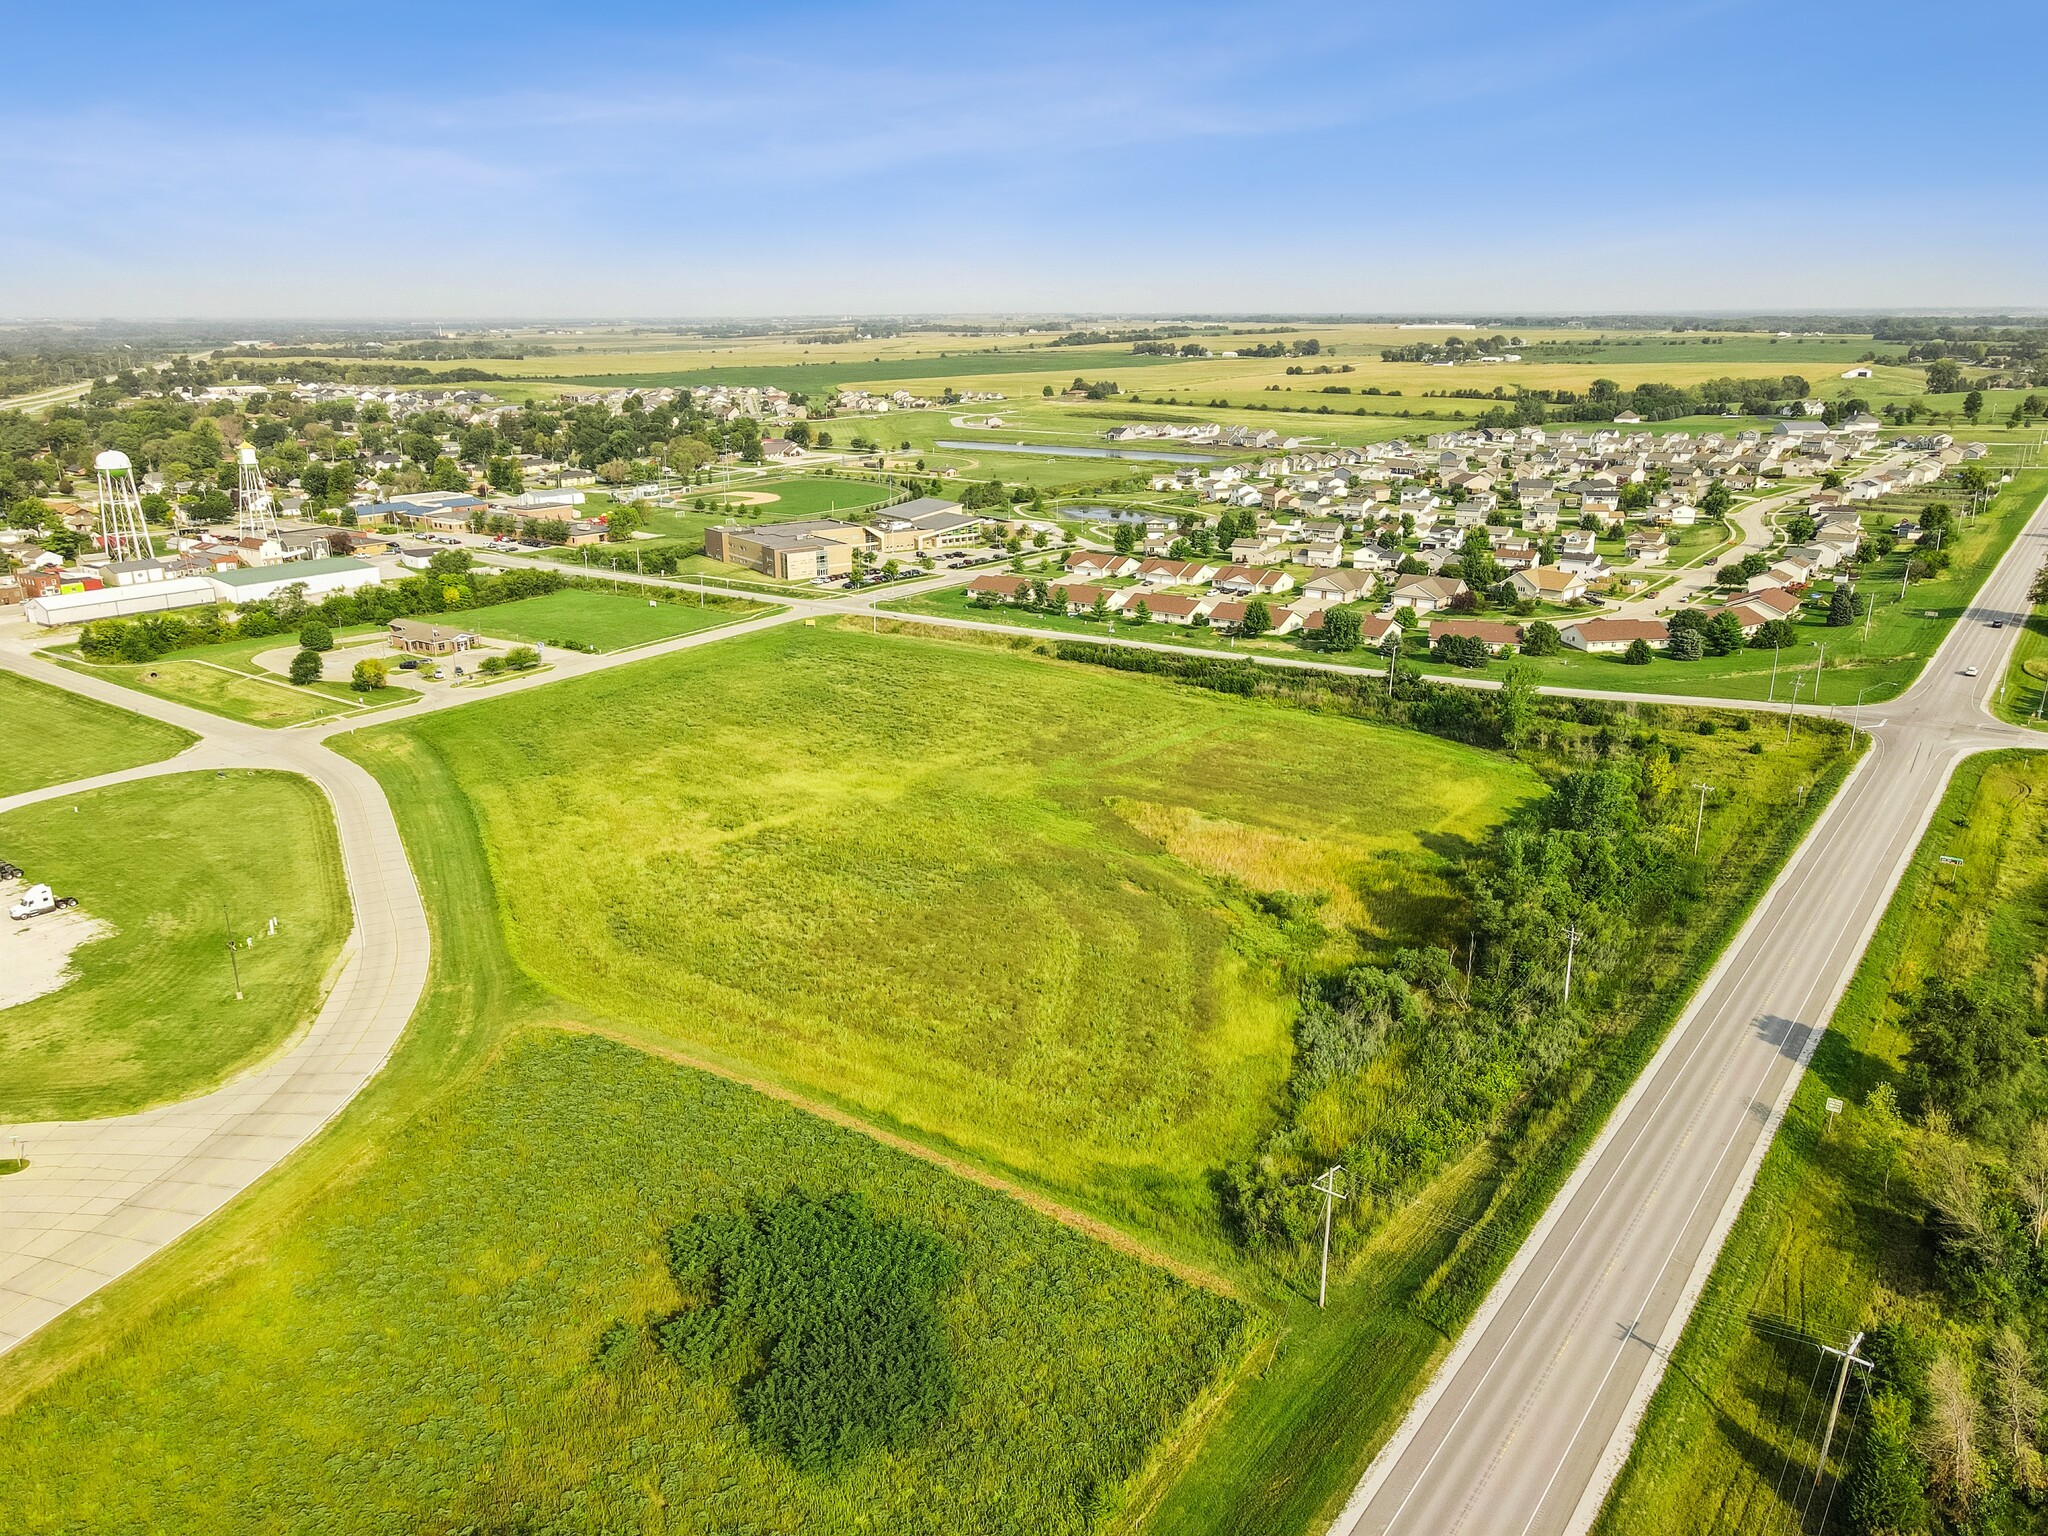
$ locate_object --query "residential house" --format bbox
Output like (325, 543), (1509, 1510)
(1300, 541), (1345, 569)
(1298, 609), (1400, 645)
(1560, 617), (1670, 654)
(1390, 573), (1468, 614)
(966, 574), (1032, 602)
(1207, 599), (1304, 635)
(1509, 566), (1588, 604)
(1625, 531), (1671, 566)
(1227, 536), (1286, 566)
(1428, 618), (1522, 654)
(1350, 543), (1400, 573)
(1134, 557), (1219, 587)
(1212, 565), (1295, 597)
(1130, 592), (1206, 625)
(1299, 569), (1377, 606)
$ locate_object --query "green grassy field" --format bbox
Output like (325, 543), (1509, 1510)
(414, 587), (757, 653)
(374, 622), (1540, 1252)
(0, 640), (1257, 1536)
(1597, 751), (2048, 1536)
(0, 770), (350, 1120)
(0, 671), (195, 796)
(50, 624), (422, 728)
(0, 1029), (1248, 1536)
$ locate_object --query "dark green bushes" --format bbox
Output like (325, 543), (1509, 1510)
(662, 1192), (959, 1472)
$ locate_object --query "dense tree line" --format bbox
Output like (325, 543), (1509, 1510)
(75, 563), (568, 662)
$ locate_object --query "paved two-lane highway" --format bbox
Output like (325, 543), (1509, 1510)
(1339, 494), (2048, 1536)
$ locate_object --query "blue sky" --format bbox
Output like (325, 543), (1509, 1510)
(4, 0), (2043, 318)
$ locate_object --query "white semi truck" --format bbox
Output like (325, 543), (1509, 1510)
(8, 884), (78, 921)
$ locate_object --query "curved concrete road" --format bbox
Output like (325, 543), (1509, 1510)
(0, 603), (802, 1355)
(1338, 490), (2048, 1536)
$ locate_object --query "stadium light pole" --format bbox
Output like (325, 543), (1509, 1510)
(1312, 1166), (1347, 1309)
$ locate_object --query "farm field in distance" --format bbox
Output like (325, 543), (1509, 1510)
(0, 770), (350, 1121)
(1598, 751), (2048, 1536)
(0, 1028), (1249, 1536)
(370, 621), (1543, 1251)
(0, 671), (195, 797)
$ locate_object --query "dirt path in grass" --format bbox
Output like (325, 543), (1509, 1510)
(549, 1020), (1244, 1299)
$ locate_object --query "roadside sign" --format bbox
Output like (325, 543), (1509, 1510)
(1939, 855), (1964, 866)
(1825, 1097), (1844, 1116)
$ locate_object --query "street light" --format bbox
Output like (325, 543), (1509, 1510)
(1691, 783), (1713, 855)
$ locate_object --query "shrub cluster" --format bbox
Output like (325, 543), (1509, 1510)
(660, 1192), (960, 1473)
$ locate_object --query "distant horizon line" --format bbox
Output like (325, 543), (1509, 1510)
(6, 306), (2048, 331)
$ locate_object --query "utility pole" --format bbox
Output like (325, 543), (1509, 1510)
(1811, 1331), (1874, 1500)
(1561, 924), (1580, 1009)
(1691, 783), (1713, 855)
(1312, 1166), (1347, 1309)
(1768, 643), (1779, 702)
(1812, 642), (1826, 708)
(1785, 670), (1803, 743)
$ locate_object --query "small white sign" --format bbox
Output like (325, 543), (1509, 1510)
(1825, 1097), (1844, 1116)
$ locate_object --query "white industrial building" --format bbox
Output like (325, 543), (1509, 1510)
(23, 576), (219, 626)
(22, 556), (384, 627)
(204, 556), (383, 605)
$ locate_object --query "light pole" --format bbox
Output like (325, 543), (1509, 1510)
(1785, 670), (1803, 743)
(1691, 783), (1713, 855)
(1312, 1165), (1347, 1309)
(1561, 923), (1580, 1009)
(222, 904), (243, 1001)
(1853, 684), (1873, 736)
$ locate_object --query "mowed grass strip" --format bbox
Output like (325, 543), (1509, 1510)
(0, 670), (195, 796)
(50, 653), (411, 728)
(0, 770), (351, 1120)
(387, 623), (1540, 1249)
(0, 1029), (1250, 1536)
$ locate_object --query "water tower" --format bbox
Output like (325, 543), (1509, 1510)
(236, 446), (280, 542)
(93, 450), (153, 564)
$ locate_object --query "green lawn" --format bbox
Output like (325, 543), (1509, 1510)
(415, 586), (758, 653)
(49, 625), (423, 728)
(0, 1030), (1248, 1536)
(1994, 601), (2048, 728)
(1598, 751), (2048, 1536)
(368, 622), (1542, 1253)
(0, 770), (351, 1120)
(0, 671), (195, 797)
